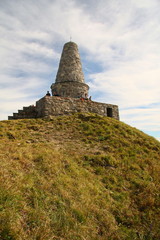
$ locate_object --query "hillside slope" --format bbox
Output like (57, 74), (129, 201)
(0, 113), (160, 240)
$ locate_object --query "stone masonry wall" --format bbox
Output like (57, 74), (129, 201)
(51, 81), (89, 98)
(36, 96), (119, 120)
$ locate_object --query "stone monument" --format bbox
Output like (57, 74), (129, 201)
(8, 41), (119, 120)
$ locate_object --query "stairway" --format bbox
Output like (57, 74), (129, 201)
(8, 105), (37, 120)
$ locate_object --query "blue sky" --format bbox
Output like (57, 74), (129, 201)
(0, 0), (160, 141)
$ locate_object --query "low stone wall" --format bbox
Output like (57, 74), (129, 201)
(8, 96), (119, 120)
(36, 96), (119, 120)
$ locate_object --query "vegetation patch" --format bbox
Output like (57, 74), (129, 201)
(0, 113), (160, 239)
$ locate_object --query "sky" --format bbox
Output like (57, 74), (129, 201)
(0, 0), (160, 141)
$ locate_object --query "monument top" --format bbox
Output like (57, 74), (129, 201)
(55, 41), (85, 84)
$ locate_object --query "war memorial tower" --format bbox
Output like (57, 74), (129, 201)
(8, 42), (119, 120)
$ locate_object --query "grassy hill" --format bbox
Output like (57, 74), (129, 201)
(0, 113), (160, 240)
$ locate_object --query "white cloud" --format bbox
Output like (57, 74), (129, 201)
(120, 107), (160, 131)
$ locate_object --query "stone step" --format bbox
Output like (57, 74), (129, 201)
(18, 109), (23, 114)
(8, 116), (14, 120)
(13, 113), (18, 117)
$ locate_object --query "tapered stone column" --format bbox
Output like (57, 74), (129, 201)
(51, 42), (89, 98)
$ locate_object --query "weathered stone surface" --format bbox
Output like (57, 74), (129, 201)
(36, 96), (119, 120)
(51, 42), (89, 98)
(55, 42), (85, 83)
(51, 81), (89, 98)
(8, 96), (119, 120)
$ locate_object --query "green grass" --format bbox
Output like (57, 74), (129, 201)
(0, 113), (160, 239)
